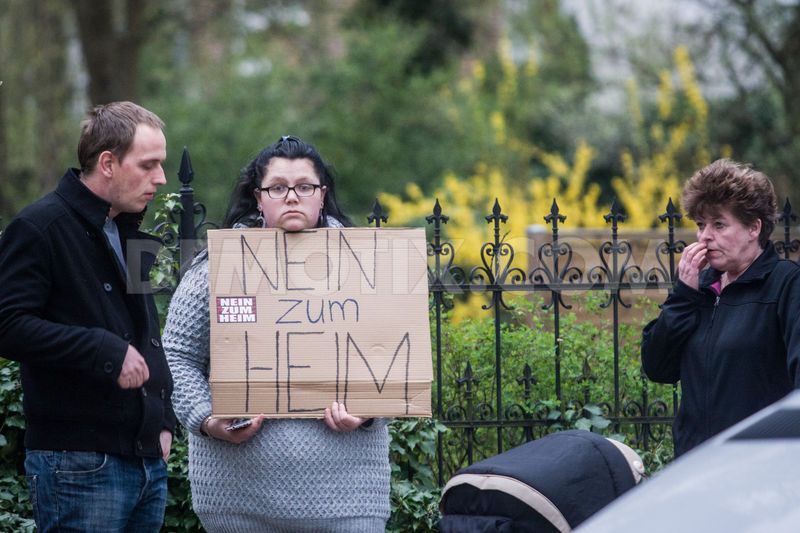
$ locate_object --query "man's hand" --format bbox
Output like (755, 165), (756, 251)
(117, 345), (149, 389)
(160, 430), (172, 462)
(324, 401), (366, 432)
(678, 242), (708, 290)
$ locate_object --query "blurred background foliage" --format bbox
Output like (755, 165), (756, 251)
(2, 1), (799, 528)
(2, 0), (798, 231)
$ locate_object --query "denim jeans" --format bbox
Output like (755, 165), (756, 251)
(25, 450), (167, 533)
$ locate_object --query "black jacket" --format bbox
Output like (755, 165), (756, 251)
(0, 169), (176, 457)
(642, 243), (800, 455)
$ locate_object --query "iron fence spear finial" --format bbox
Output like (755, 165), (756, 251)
(604, 198), (626, 227)
(544, 198), (566, 225)
(178, 147), (194, 186)
(780, 198), (796, 223)
(485, 198), (508, 224)
(426, 198), (449, 226)
(367, 198), (388, 227)
(517, 364), (538, 401)
(777, 198), (798, 260)
(659, 197), (682, 225)
(178, 148), (197, 275)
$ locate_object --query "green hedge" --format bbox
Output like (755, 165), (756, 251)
(0, 199), (674, 529)
(0, 357), (446, 531)
(0, 294), (674, 531)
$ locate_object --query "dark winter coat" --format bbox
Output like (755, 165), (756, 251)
(0, 169), (175, 458)
(642, 243), (800, 456)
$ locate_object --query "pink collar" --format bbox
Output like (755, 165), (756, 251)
(710, 279), (722, 295)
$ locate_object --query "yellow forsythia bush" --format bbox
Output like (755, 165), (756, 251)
(381, 45), (716, 320)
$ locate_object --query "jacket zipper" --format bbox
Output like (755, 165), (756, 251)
(710, 295), (720, 322)
(705, 294), (721, 438)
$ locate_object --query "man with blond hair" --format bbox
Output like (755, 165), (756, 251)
(0, 101), (175, 531)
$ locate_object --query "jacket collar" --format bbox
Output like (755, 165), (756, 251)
(55, 168), (145, 232)
(699, 242), (778, 288)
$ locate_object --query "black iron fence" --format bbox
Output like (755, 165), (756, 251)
(161, 149), (800, 485)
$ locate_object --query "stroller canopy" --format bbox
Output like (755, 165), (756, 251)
(440, 430), (645, 532)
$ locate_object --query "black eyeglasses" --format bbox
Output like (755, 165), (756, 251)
(256, 183), (324, 199)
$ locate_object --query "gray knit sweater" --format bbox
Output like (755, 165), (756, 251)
(163, 257), (391, 532)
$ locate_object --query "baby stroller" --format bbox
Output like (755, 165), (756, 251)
(439, 430), (645, 532)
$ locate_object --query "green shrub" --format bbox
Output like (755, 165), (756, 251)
(0, 197), (675, 531)
(164, 431), (203, 531)
(432, 293), (674, 480)
(0, 360), (32, 531)
(387, 418), (447, 532)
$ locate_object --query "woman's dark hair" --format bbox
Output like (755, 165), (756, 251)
(682, 158), (777, 248)
(223, 136), (353, 228)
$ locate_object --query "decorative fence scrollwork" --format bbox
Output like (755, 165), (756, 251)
(169, 149), (800, 486)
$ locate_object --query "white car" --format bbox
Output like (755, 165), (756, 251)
(577, 390), (800, 532)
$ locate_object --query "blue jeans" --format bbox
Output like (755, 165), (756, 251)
(25, 450), (167, 532)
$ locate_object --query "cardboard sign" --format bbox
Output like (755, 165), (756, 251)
(207, 227), (432, 418)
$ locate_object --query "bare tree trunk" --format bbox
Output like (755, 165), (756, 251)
(72, 0), (145, 104)
(778, 7), (800, 137)
(731, 0), (800, 138)
(32, 0), (71, 193)
(0, 78), (8, 220)
(0, 4), (10, 218)
(0, 0), (72, 217)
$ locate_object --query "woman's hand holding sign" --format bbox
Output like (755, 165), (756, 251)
(324, 401), (366, 432)
(203, 415), (266, 444)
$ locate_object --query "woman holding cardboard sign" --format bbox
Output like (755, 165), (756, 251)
(163, 136), (390, 532)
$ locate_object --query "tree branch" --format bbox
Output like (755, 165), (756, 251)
(731, 0), (784, 69)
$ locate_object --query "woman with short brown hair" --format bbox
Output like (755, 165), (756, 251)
(642, 159), (800, 456)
